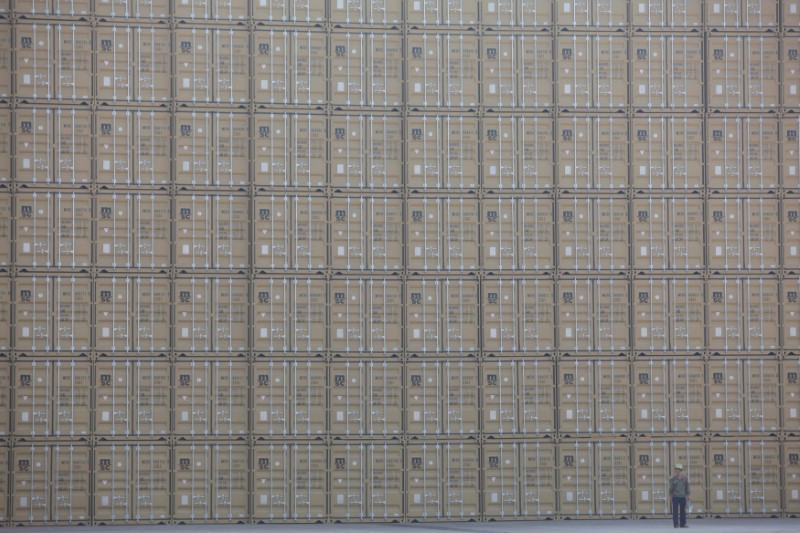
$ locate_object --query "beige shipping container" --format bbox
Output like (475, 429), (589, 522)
(558, 278), (629, 352)
(783, 39), (800, 110)
(0, 361), (8, 435)
(173, 443), (212, 520)
(95, 194), (132, 270)
(708, 358), (746, 433)
(784, 441), (800, 513)
(633, 359), (669, 433)
(707, 35), (779, 110)
(365, 114), (403, 189)
(743, 359), (780, 432)
(93, 444), (132, 523)
(481, 0), (553, 27)
(558, 0), (627, 27)
(745, 439), (782, 515)
(631, 35), (703, 110)
(595, 441), (632, 517)
(708, 439), (746, 515)
(406, 442), (479, 519)
(407, 0), (479, 26)
(632, 278), (705, 352)
(558, 197), (629, 271)
(520, 279), (555, 352)
(213, 29), (249, 104)
(0, 25), (10, 98)
(174, 28), (212, 103)
(443, 116), (480, 189)
(784, 201), (800, 268)
(633, 440), (671, 516)
(253, 0), (325, 22)
(213, 278), (249, 353)
(133, 276), (171, 353)
(212, 360), (249, 436)
(707, 116), (779, 190)
(706, 0), (778, 29)
(519, 441), (557, 517)
(15, 23), (54, 100)
(253, 196), (290, 270)
(0, 194), (9, 268)
(557, 34), (627, 110)
(252, 359), (326, 437)
(175, 111), (212, 188)
(94, 360), (131, 436)
(53, 108), (92, 186)
(481, 34), (553, 109)
(253, 31), (326, 106)
(405, 278), (441, 352)
(294, 113), (327, 187)
(53, 192), (91, 269)
(0, 109), (9, 183)
(52, 24), (92, 101)
(707, 198), (780, 271)
(630, 0), (702, 28)
(214, 113), (250, 188)
(14, 360), (52, 437)
(101, 359), (170, 438)
(52, 444), (90, 523)
(95, 25), (133, 102)
(557, 116), (628, 190)
(557, 440), (594, 516)
(95, 110), (133, 186)
(293, 196), (328, 271)
(173, 360), (212, 436)
(671, 359), (706, 434)
(132, 110), (171, 187)
(252, 277), (290, 351)
(212, 444), (249, 521)
(406, 360), (479, 436)
(406, 115), (442, 189)
(133, 193), (171, 269)
(252, 443), (291, 520)
(253, 114), (289, 188)
(15, 108), (53, 186)
(330, 32), (402, 107)
(631, 116), (703, 191)
(632, 198), (704, 272)
(330, 115), (403, 190)
(330, 0), (403, 24)
(557, 359), (594, 434)
(291, 443), (327, 521)
(11, 445), (51, 523)
(365, 278), (403, 352)
(783, 280), (800, 351)
(174, 277), (212, 353)
(52, 359), (91, 437)
(513, 117), (554, 190)
(15, 276), (54, 352)
(174, 194), (211, 269)
(134, 27), (171, 103)
(292, 278), (327, 352)
(595, 359), (631, 434)
(132, 444), (170, 521)
(213, 195), (249, 270)
(406, 33), (479, 107)
(483, 441), (521, 517)
(482, 359), (555, 435)
(329, 197), (403, 271)
(329, 443), (403, 520)
(482, 117), (555, 192)
(102, 444), (165, 523)
(0, 278), (9, 351)
(707, 277), (779, 353)
(406, 197), (479, 271)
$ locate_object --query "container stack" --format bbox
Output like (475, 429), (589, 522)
(0, 0), (798, 526)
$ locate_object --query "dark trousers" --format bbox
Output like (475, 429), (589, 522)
(672, 496), (687, 526)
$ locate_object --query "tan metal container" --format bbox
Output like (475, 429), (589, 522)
(133, 110), (171, 187)
(174, 112), (212, 188)
(406, 33), (479, 107)
(632, 198), (705, 271)
(558, 279), (629, 353)
(293, 195), (328, 271)
(783, 118), (800, 190)
(708, 439), (746, 515)
(482, 360), (520, 435)
(444, 116), (480, 189)
(52, 24), (92, 101)
(365, 279), (403, 353)
(0, 24), (11, 98)
(174, 28), (212, 103)
(330, 32), (403, 107)
(745, 358), (781, 432)
(93, 443), (132, 523)
(480, 0), (553, 27)
(406, 442), (479, 520)
(214, 113), (250, 189)
(482, 35), (516, 109)
(252, 277), (289, 351)
(481, 34), (553, 109)
(329, 443), (403, 520)
(173, 443), (212, 520)
(52, 444), (90, 523)
(706, 0), (778, 29)
(783, 201), (799, 269)
(631, 35), (703, 110)
(134, 27), (171, 102)
(482, 117), (553, 192)
(633, 359), (669, 433)
(406, 360), (479, 436)
(784, 441), (800, 513)
(557, 116), (629, 190)
(212, 443), (249, 521)
(252, 443), (291, 520)
(558, 197), (629, 271)
(783, 280), (800, 354)
(406, 115), (443, 189)
(290, 278), (327, 352)
(783, 38), (800, 110)
(330, 0), (403, 24)
(483, 441), (521, 517)
(405, 278), (441, 352)
(13, 360), (52, 437)
(11, 444), (51, 523)
(0, 361), (8, 435)
(519, 279), (555, 352)
(708, 358), (745, 433)
(558, 359), (594, 434)
(252, 359), (326, 437)
(53, 109), (91, 186)
(671, 359), (706, 434)
(406, 197), (480, 271)
(630, 0), (702, 28)
(253, 196), (290, 269)
(52, 359), (91, 437)
(632, 116), (703, 191)
(95, 26), (133, 102)
(443, 278), (479, 352)
(174, 277), (212, 353)
(173, 360), (212, 436)
(15, 108), (53, 186)
(213, 29), (249, 104)
(707, 35), (779, 110)
(291, 443), (327, 520)
(173, 193), (211, 269)
(742, 277), (779, 352)
(253, 31), (290, 105)
(292, 113), (327, 187)
(557, 0), (628, 27)
(212, 360), (249, 436)
(329, 197), (403, 271)
(133, 193), (171, 270)
(329, 278), (364, 352)
(15, 275), (53, 352)
(783, 358), (800, 435)
(0, 110), (9, 185)
(213, 196), (249, 270)
(0, 278), (8, 352)
(707, 117), (779, 190)
(744, 439), (782, 515)
(15, 23), (54, 100)
(481, 278), (518, 352)
(132, 276), (171, 353)
(595, 359), (630, 434)
(253, 114), (289, 188)
(53, 192), (91, 269)
(253, 0), (326, 22)
(133, 360), (170, 437)
(131, 444), (170, 521)
(253, 31), (327, 106)
(558, 440), (594, 516)
(329, 361), (366, 435)
(557, 34), (628, 110)
(633, 440), (671, 516)
(173, 0), (211, 19)
(708, 277), (780, 353)
(633, 278), (705, 352)
(94, 360), (132, 436)
(366, 114), (403, 189)
(95, 111), (133, 187)
(213, 277), (249, 353)
(519, 441), (557, 517)
(595, 441), (632, 517)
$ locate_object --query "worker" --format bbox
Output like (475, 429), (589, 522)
(670, 463), (691, 528)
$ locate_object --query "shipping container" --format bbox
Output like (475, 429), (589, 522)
(133, 193), (171, 269)
(632, 198), (704, 272)
(706, 116), (779, 190)
(707, 277), (779, 352)
(557, 278), (629, 353)
(707, 35), (779, 110)
(632, 278), (705, 352)
(213, 29), (249, 104)
(0, 110), (9, 184)
(96, 25), (132, 101)
(633, 440), (671, 516)
(130, 110), (171, 188)
(252, 443), (291, 520)
(52, 359), (90, 436)
(53, 192), (91, 268)
(329, 360), (402, 436)
(173, 194), (211, 269)
(557, 440), (594, 516)
(595, 441), (632, 517)
(329, 443), (403, 520)
(406, 198), (480, 271)
(132, 276), (171, 353)
(557, 0), (627, 27)
(173, 277), (212, 353)
(252, 0), (326, 22)
(633, 359), (670, 433)
(53, 25), (93, 101)
(708, 439), (746, 515)
(293, 196), (328, 271)
(252, 277), (289, 351)
(173, 0), (211, 19)
(630, 0), (702, 29)
(406, 0), (479, 26)
(557, 359), (594, 435)
(13, 360), (52, 437)
(481, 117), (554, 191)
(15, 107), (55, 186)
(706, 0), (778, 29)
(595, 359), (631, 434)
(481, 35), (553, 109)
(14, 275), (53, 352)
(631, 116), (703, 191)
(672, 359), (706, 434)
(52, 444), (90, 523)
(631, 35), (703, 110)
(214, 113), (250, 188)
(557, 34), (628, 110)
(633, 359), (706, 434)
(212, 444), (249, 521)
(173, 443), (212, 520)
(364, 114), (403, 189)
(406, 442), (479, 519)
(292, 278), (327, 352)
(330, 0), (402, 25)
(213, 277), (249, 353)
(406, 115), (442, 189)
(0, 194), (10, 268)
(406, 33), (479, 107)
(95, 110), (132, 187)
(783, 39), (800, 109)
(784, 201), (800, 269)
(330, 32), (402, 107)
(557, 116), (628, 190)
(0, 361), (8, 435)
(174, 28), (212, 103)
(365, 279), (403, 352)
(708, 358), (746, 433)
(783, 280), (800, 352)
(784, 441), (800, 514)
(481, 0), (553, 28)
(329, 197), (403, 271)
(290, 443), (327, 520)
(253, 114), (290, 188)
(707, 198), (780, 271)
(93, 443), (132, 523)
(0, 25), (11, 98)
(174, 112), (211, 188)
(11, 445), (50, 523)
(94, 360), (132, 436)
(132, 27), (171, 102)
(406, 360), (479, 436)
(15, 23), (53, 100)
(519, 441), (557, 517)
(212, 360), (249, 436)
(132, 444), (170, 521)
(482, 441), (521, 517)
(253, 30), (326, 106)
(95, 194), (132, 270)
(557, 197), (629, 271)
(252, 359), (326, 437)
(744, 439), (782, 515)
(481, 278), (518, 352)
(330, 115), (403, 189)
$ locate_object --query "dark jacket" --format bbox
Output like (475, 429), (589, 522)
(669, 475), (690, 498)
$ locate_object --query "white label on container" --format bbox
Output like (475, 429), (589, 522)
(102, 411), (110, 421)
(337, 328), (344, 338)
(337, 245), (345, 256)
(260, 80), (268, 89)
(182, 327), (189, 338)
(490, 165), (497, 175)
(414, 493), (421, 503)
(337, 494), (344, 504)
(565, 327), (573, 338)
(489, 84), (496, 94)
(182, 161), (190, 171)
(337, 81), (345, 92)
(639, 85), (646, 95)
(716, 408), (723, 418)
(642, 490), (649, 501)
(716, 489), (723, 500)
(413, 411), (421, 421)
(414, 164), (421, 174)
(639, 165), (646, 175)
(337, 164), (344, 174)
(182, 411), (189, 421)
(715, 165), (722, 175)
(413, 328), (420, 339)
(104, 76), (111, 87)
(260, 328), (268, 338)
(260, 494), (268, 504)
(641, 409), (648, 419)
(488, 2), (496, 13)
(489, 246), (497, 257)
(260, 411), (268, 421)
(790, 165), (797, 176)
(260, 162), (268, 172)
(789, 408), (797, 418)
(414, 82), (422, 93)
(566, 409), (573, 420)
(23, 158), (30, 169)
(715, 246), (723, 256)
(716, 84), (723, 95)
(565, 246), (572, 257)
(489, 410), (497, 420)
(103, 327), (110, 338)
(414, 246), (422, 257)
(183, 78), (190, 88)
(792, 4), (798, 14)
(566, 491), (574, 502)
(337, 411), (344, 421)
(791, 246), (798, 257)
(640, 246), (648, 257)
(713, 4), (720, 13)
(23, 74), (31, 85)
(564, 165), (572, 175)
(102, 496), (109, 506)
(337, 0), (344, 8)
(564, 2), (571, 13)
(490, 328), (497, 338)
(182, 244), (190, 255)
(182, 495), (189, 505)
(21, 412), (29, 422)
(793, 489), (799, 499)
(261, 245), (269, 255)
(792, 85), (798, 96)
(639, 3), (645, 13)
(103, 243), (111, 254)
(491, 492), (499, 503)
(564, 84), (572, 94)
(22, 327), (30, 337)
(640, 327), (648, 338)
(20, 497), (27, 507)
(790, 327), (797, 338)
(715, 327), (723, 337)
(23, 242), (31, 253)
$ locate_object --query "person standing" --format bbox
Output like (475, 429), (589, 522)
(670, 464), (691, 528)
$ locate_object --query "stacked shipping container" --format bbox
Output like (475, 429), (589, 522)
(0, 0), (797, 526)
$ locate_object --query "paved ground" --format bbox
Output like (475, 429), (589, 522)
(12, 519), (799, 533)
